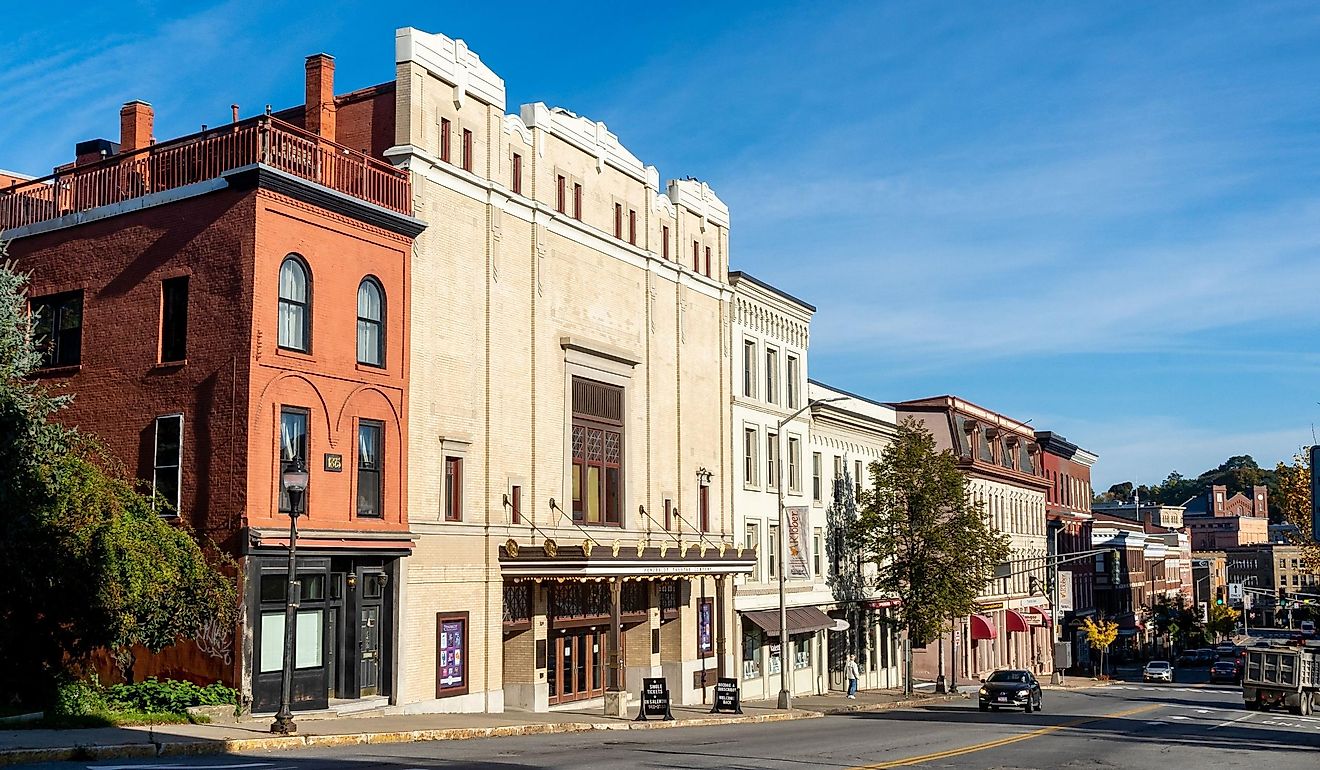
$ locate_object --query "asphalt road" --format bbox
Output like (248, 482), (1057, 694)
(20, 672), (1320, 769)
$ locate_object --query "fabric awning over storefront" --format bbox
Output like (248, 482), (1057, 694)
(1028, 606), (1052, 626)
(742, 607), (835, 637)
(1005, 610), (1030, 633)
(498, 541), (756, 579)
(970, 613), (998, 641)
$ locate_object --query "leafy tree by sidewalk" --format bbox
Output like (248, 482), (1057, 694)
(855, 417), (1010, 689)
(1082, 618), (1119, 678)
(1207, 603), (1240, 641)
(0, 248), (236, 705)
(1275, 451), (1318, 571)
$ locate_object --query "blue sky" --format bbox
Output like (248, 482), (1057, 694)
(3, 1), (1318, 489)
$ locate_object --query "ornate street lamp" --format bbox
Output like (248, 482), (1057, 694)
(271, 456), (309, 735)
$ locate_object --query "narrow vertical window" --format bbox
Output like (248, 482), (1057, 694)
(160, 277), (188, 363)
(356, 277), (385, 367)
(765, 346), (778, 404)
(440, 118), (451, 163)
(699, 484), (710, 532)
(746, 522), (761, 581)
(812, 452), (823, 502)
(356, 420), (383, 517)
(278, 256), (311, 352)
(855, 460), (864, 500)
(742, 339), (757, 397)
(788, 437), (801, 493)
(573, 183), (583, 220)
(692, 241), (699, 271)
(614, 203), (623, 238)
(556, 175), (567, 213)
(278, 408), (309, 512)
(510, 485), (522, 524)
(766, 432), (778, 491)
(445, 456), (463, 521)
(664, 497), (673, 530)
(786, 354), (800, 409)
(704, 246), (711, 277)
(461, 129), (473, 172)
(512, 153), (523, 194)
(153, 414), (183, 514)
(662, 225), (670, 260)
(628, 210), (637, 245)
(812, 528), (823, 576)
(743, 427), (758, 486)
(769, 524), (779, 579)
(31, 291), (83, 368)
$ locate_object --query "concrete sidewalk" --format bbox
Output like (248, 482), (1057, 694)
(0, 689), (949, 765)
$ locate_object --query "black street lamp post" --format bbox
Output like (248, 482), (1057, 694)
(271, 456), (309, 735)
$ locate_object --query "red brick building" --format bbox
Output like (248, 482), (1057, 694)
(1, 54), (423, 712)
(1034, 431), (1097, 672)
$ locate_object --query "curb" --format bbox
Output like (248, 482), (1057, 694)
(0, 709), (818, 765)
(813, 694), (959, 715)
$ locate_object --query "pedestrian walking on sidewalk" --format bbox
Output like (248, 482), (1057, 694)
(845, 654), (860, 699)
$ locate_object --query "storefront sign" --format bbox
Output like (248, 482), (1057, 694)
(711, 677), (743, 714)
(698, 599), (714, 657)
(786, 506), (811, 579)
(634, 677), (673, 721)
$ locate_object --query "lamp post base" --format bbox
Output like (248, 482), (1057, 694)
(1051, 671), (1062, 685)
(777, 689), (792, 710)
(935, 675), (947, 694)
(270, 714), (297, 735)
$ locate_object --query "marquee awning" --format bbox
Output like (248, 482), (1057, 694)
(1005, 610), (1030, 634)
(970, 613), (998, 641)
(742, 607), (835, 638)
(498, 540), (756, 580)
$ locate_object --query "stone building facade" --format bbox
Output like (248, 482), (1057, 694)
(387, 29), (748, 714)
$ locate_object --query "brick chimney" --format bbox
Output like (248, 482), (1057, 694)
(119, 100), (154, 152)
(305, 53), (336, 141)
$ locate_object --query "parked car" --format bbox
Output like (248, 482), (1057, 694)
(1209, 659), (1242, 683)
(1196, 649), (1218, 665)
(978, 669), (1044, 713)
(1302, 620), (1316, 635)
(1143, 660), (1175, 683)
(1178, 650), (1199, 666)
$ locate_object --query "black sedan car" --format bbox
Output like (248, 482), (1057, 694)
(978, 669), (1043, 713)
(1209, 659), (1242, 683)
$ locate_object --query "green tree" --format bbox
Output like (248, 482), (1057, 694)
(0, 251), (236, 704)
(1207, 603), (1240, 641)
(1151, 595), (1202, 652)
(856, 417), (1010, 690)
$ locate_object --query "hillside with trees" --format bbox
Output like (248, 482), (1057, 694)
(1097, 455), (1283, 519)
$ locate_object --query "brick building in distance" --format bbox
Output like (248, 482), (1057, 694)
(1034, 431), (1097, 672)
(1183, 484), (1270, 550)
(2, 54), (423, 712)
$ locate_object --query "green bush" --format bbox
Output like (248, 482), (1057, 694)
(50, 679), (108, 719)
(105, 678), (237, 714)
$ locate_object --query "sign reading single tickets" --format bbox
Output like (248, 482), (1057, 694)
(710, 677), (743, 714)
(785, 506), (811, 579)
(634, 677), (674, 721)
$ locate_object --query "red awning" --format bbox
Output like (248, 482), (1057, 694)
(1005, 610), (1030, 633)
(1029, 606), (1053, 626)
(970, 613), (998, 641)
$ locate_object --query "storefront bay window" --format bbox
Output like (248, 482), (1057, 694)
(742, 620), (763, 679)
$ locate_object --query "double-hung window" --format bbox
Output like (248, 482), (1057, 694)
(278, 256), (311, 352)
(31, 291), (83, 368)
(444, 457), (463, 521)
(812, 452), (823, 502)
(152, 414), (183, 514)
(786, 354), (799, 408)
(787, 436), (802, 493)
(278, 407), (309, 512)
(512, 153), (523, 194)
(742, 339), (756, 397)
(356, 278), (385, 367)
(571, 377), (624, 525)
(743, 427), (759, 486)
(461, 129), (473, 172)
(764, 347), (779, 404)
(357, 420), (383, 517)
(766, 432), (779, 491)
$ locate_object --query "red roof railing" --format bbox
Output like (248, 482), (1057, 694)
(0, 116), (411, 232)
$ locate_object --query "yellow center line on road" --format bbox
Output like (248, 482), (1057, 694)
(846, 703), (1161, 770)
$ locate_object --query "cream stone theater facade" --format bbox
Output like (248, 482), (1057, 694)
(386, 28), (750, 714)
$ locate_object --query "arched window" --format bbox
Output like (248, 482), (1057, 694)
(278, 256), (311, 352)
(356, 277), (385, 366)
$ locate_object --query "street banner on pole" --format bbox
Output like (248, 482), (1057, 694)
(785, 506), (811, 579)
(1057, 571), (1073, 612)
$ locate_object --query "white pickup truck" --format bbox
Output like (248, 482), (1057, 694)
(1242, 641), (1320, 715)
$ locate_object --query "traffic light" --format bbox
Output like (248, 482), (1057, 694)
(1108, 549), (1120, 584)
(1216, 597), (1224, 606)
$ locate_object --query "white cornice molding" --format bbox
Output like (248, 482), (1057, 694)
(396, 27), (506, 110)
(520, 102), (647, 184)
(668, 178), (729, 230)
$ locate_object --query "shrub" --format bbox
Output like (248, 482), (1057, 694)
(105, 678), (237, 715)
(50, 679), (107, 719)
